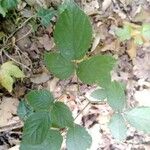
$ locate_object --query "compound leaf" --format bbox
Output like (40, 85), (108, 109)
(51, 102), (74, 128)
(66, 124), (92, 150)
(20, 130), (63, 150)
(54, 1), (92, 60)
(26, 90), (54, 111)
(22, 112), (51, 144)
(125, 107), (150, 133)
(109, 113), (127, 141)
(77, 55), (116, 86)
(37, 8), (56, 27)
(44, 53), (75, 79)
(106, 81), (126, 111)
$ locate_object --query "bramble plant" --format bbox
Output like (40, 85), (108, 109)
(17, 0), (150, 149)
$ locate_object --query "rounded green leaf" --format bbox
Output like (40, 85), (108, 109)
(51, 102), (74, 128)
(22, 112), (51, 144)
(109, 113), (127, 141)
(66, 124), (92, 150)
(125, 107), (150, 133)
(106, 81), (126, 111)
(44, 53), (75, 79)
(77, 55), (116, 86)
(26, 90), (54, 111)
(54, 2), (92, 60)
(20, 130), (63, 150)
(90, 89), (107, 101)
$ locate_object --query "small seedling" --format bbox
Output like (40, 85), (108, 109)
(0, 61), (25, 92)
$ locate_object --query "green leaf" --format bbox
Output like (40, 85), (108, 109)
(51, 102), (74, 128)
(77, 55), (116, 86)
(116, 25), (132, 41)
(37, 8), (56, 27)
(0, 4), (6, 17)
(0, 71), (13, 92)
(125, 107), (150, 133)
(109, 113), (127, 141)
(22, 112), (51, 144)
(106, 81), (126, 111)
(142, 23), (150, 40)
(1, 61), (25, 78)
(44, 53), (75, 79)
(66, 124), (92, 150)
(54, 1), (92, 60)
(0, 61), (25, 92)
(17, 100), (33, 121)
(20, 130), (63, 150)
(90, 89), (107, 101)
(1, 0), (18, 10)
(26, 90), (54, 111)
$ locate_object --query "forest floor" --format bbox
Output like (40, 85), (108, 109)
(0, 0), (150, 150)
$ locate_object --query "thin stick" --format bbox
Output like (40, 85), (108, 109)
(3, 50), (31, 71)
(74, 101), (90, 120)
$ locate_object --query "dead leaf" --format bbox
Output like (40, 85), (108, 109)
(134, 6), (150, 22)
(31, 72), (50, 84)
(102, 0), (112, 11)
(0, 97), (19, 127)
(91, 33), (101, 52)
(127, 40), (137, 59)
(38, 34), (54, 51)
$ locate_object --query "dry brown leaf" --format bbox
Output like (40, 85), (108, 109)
(31, 72), (50, 84)
(134, 7), (150, 22)
(102, 0), (112, 11)
(127, 40), (137, 59)
(38, 34), (54, 51)
(0, 97), (19, 127)
(91, 33), (101, 52)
